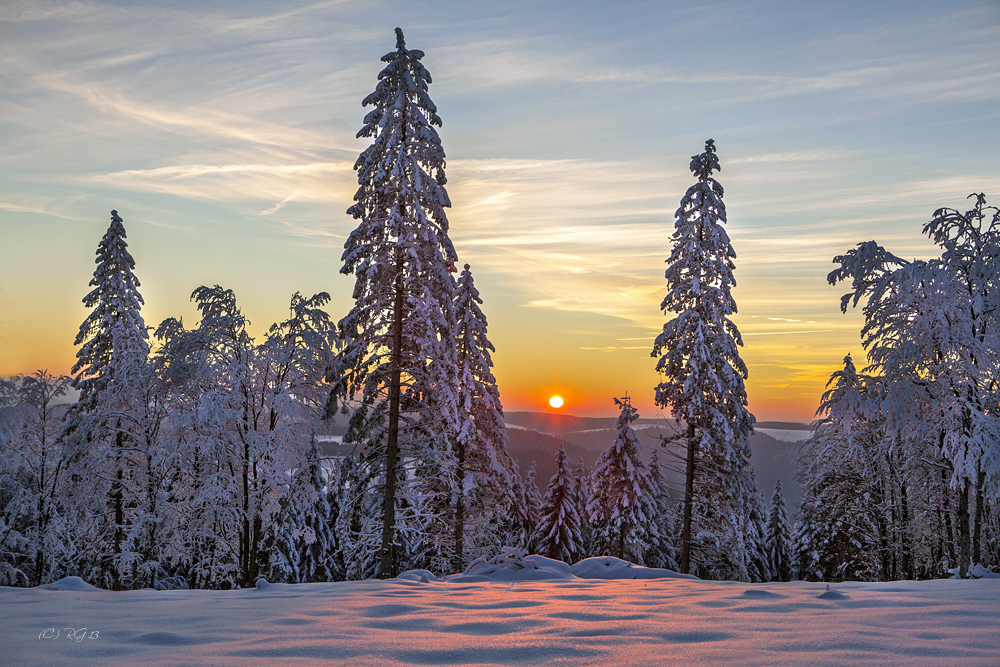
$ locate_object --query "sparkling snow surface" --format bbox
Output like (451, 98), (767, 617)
(4, 575), (999, 666)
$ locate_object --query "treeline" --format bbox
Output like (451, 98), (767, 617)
(3, 27), (991, 590)
(793, 194), (1000, 580)
(0, 29), (779, 589)
(0, 354), (791, 589)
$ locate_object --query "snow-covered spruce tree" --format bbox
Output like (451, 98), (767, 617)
(272, 436), (339, 583)
(573, 458), (593, 558)
(796, 351), (968, 581)
(645, 449), (678, 570)
(328, 28), (460, 578)
(523, 462), (544, 551)
(794, 356), (886, 581)
(532, 445), (582, 564)
(828, 194), (1000, 577)
(72, 211), (149, 414)
(685, 448), (769, 581)
(766, 480), (793, 581)
(746, 478), (772, 582)
(503, 459), (532, 550)
(452, 264), (514, 571)
(334, 453), (382, 580)
(69, 210), (150, 590)
(651, 140), (757, 575)
(587, 395), (654, 563)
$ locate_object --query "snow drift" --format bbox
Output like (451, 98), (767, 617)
(4, 575), (998, 666)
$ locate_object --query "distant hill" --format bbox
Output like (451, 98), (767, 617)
(504, 428), (595, 488)
(504, 411), (803, 510)
(321, 409), (804, 510)
(750, 432), (803, 510)
(756, 421), (811, 431)
(505, 411), (616, 435)
(505, 411), (681, 437)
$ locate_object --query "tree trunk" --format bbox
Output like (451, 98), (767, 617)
(957, 483), (971, 578)
(452, 441), (466, 573)
(942, 469), (956, 566)
(972, 466), (984, 566)
(899, 479), (912, 579)
(680, 422), (697, 574)
(241, 437), (251, 587)
(146, 448), (156, 589)
(379, 249), (405, 579)
(112, 429), (124, 591)
(250, 513), (262, 585)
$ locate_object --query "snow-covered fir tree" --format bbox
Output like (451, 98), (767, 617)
(327, 27), (461, 579)
(272, 436), (339, 583)
(523, 462), (544, 551)
(533, 445), (582, 564)
(69, 210), (150, 590)
(797, 356), (883, 581)
(686, 449), (769, 581)
(587, 395), (654, 563)
(766, 480), (793, 581)
(794, 352), (969, 581)
(572, 458), (592, 558)
(746, 481), (772, 583)
(645, 449), (678, 570)
(651, 140), (758, 575)
(452, 263), (514, 571)
(334, 453), (382, 580)
(503, 460), (533, 550)
(71, 211), (149, 414)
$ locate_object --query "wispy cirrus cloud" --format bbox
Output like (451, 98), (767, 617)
(88, 161), (357, 217)
(1, 0), (997, 420)
(36, 77), (352, 154)
(0, 200), (85, 220)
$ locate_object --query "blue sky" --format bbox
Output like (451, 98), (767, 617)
(1, 0), (998, 420)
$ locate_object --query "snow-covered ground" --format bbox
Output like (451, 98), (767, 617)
(4, 569), (998, 666)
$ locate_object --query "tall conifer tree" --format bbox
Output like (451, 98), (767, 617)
(71, 210), (149, 590)
(587, 395), (654, 562)
(766, 480), (793, 581)
(329, 28), (460, 578)
(533, 445), (582, 564)
(651, 140), (757, 574)
(72, 210), (149, 412)
(645, 449), (678, 570)
(452, 264), (513, 571)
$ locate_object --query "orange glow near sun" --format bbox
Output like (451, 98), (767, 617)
(548, 395), (564, 409)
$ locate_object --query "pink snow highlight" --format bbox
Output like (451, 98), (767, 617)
(4, 578), (999, 666)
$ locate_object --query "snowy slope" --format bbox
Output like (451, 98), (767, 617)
(4, 576), (998, 666)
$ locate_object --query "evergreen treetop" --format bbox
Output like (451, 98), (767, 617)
(587, 395), (653, 561)
(534, 445), (582, 564)
(72, 210), (148, 412)
(766, 480), (793, 582)
(653, 139), (753, 455)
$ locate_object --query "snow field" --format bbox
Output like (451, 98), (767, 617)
(3, 577), (998, 666)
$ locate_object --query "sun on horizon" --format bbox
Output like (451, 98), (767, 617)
(548, 395), (564, 409)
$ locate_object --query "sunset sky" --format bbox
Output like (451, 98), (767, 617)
(1, 0), (998, 422)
